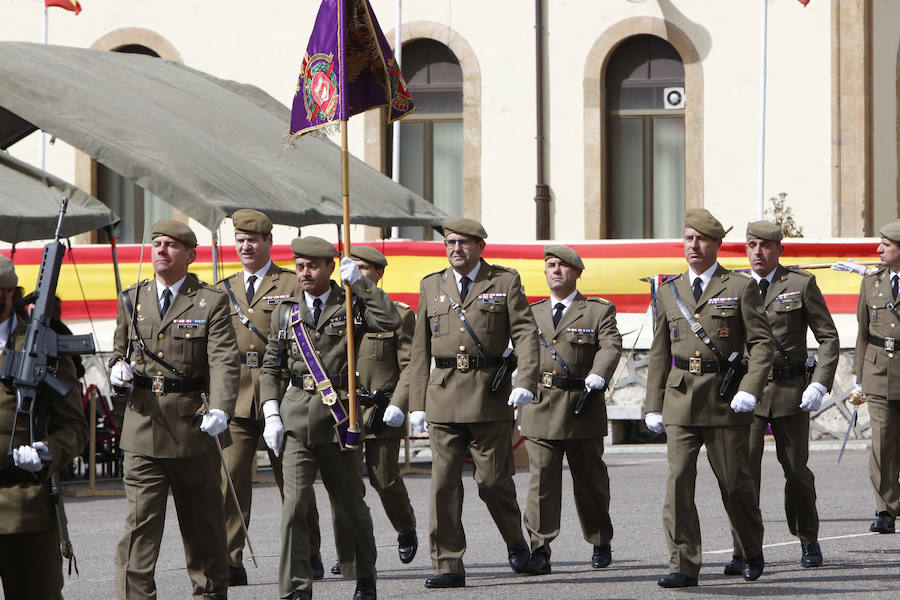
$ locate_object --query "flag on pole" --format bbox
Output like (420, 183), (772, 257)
(45, 0), (81, 14)
(290, 0), (414, 138)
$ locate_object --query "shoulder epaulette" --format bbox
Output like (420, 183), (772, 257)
(530, 298), (549, 307)
(393, 300), (411, 310)
(198, 280), (224, 292)
(785, 266), (812, 278)
(586, 296), (611, 305)
(659, 275), (679, 287)
(731, 270), (752, 278)
(122, 278), (149, 294)
(423, 269), (445, 279)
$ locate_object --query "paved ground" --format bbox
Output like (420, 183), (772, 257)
(40, 443), (900, 600)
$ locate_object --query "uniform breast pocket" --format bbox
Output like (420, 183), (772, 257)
(172, 324), (207, 361)
(565, 331), (596, 365)
(773, 299), (803, 328)
(426, 303), (450, 338)
(477, 302), (505, 334)
(364, 331), (394, 360)
(666, 311), (684, 341)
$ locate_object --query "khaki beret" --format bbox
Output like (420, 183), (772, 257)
(544, 245), (585, 271)
(350, 246), (388, 268)
(442, 217), (488, 240)
(880, 220), (900, 243)
(290, 236), (338, 259)
(151, 219), (197, 248)
(685, 208), (731, 240)
(232, 209), (273, 235)
(0, 254), (17, 288)
(746, 220), (783, 242)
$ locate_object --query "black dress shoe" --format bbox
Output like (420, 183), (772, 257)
(870, 511), (896, 534)
(508, 538), (530, 573)
(398, 529), (418, 564)
(310, 553), (324, 580)
(353, 575), (377, 600)
(424, 573), (465, 588)
(657, 573), (698, 588)
(228, 565), (247, 586)
(288, 590), (311, 600)
(591, 544), (611, 569)
(742, 555), (764, 581)
(723, 554), (744, 576)
(331, 560), (341, 575)
(801, 542), (823, 568)
(526, 546), (551, 575)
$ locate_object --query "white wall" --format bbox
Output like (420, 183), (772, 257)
(873, 0), (900, 229)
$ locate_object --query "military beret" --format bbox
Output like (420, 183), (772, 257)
(746, 220), (784, 242)
(685, 208), (731, 240)
(544, 244), (585, 271)
(151, 219), (198, 248)
(350, 246), (388, 268)
(290, 236), (339, 259)
(232, 209), (273, 235)
(0, 254), (17, 288)
(880, 220), (900, 243)
(442, 217), (488, 240)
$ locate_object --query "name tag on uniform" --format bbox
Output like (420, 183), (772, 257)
(478, 293), (507, 305)
(265, 294), (291, 305)
(174, 319), (205, 329)
(708, 297), (737, 309)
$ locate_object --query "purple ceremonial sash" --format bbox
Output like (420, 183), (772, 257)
(289, 305), (354, 450)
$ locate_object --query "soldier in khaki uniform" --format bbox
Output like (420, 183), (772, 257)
(0, 255), (88, 599)
(723, 221), (838, 572)
(215, 209), (314, 585)
(258, 237), (401, 600)
(109, 220), (240, 600)
(407, 217), (539, 589)
(519, 245), (622, 575)
(644, 209), (773, 588)
(853, 220), (900, 535)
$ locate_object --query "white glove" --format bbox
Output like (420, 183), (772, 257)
(382, 405), (405, 428)
(730, 391), (757, 413)
(799, 382), (827, 412)
(409, 410), (428, 433)
(848, 375), (866, 405)
(110, 360), (135, 388)
(849, 374), (862, 395)
(584, 374), (606, 391)
(644, 412), (665, 434)
(262, 401), (285, 457)
(830, 260), (870, 276)
(340, 256), (363, 285)
(507, 387), (534, 407)
(200, 408), (229, 437)
(12, 442), (48, 472)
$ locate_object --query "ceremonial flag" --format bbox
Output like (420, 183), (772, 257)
(45, 0), (81, 14)
(290, 0), (414, 138)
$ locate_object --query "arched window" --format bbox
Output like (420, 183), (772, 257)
(387, 39), (463, 240)
(606, 35), (685, 239)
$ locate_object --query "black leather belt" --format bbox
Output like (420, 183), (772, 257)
(869, 334), (898, 352)
(0, 467), (37, 486)
(434, 355), (502, 370)
(239, 352), (261, 368)
(291, 372), (348, 391)
(771, 362), (806, 380)
(673, 356), (727, 374)
(540, 372), (585, 390)
(134, 374), (207, 394)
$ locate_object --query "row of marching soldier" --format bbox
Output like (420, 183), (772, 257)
(3, 206), (900, 598)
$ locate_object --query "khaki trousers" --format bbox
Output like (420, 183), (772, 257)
(663, 424), (764, 578)
(523, 437), (612, 554)
(0, 528), (63, 600)
(428, 421), (523, 576)
(222, 416), (284, 567)
(115, 452), (227, 600)
(868, 396), (900, 517)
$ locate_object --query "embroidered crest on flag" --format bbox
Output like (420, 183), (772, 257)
(301, 52), (340, 122)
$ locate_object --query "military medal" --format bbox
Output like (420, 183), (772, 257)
(199, 298), (207, 309)
(717, 327), (731, 337)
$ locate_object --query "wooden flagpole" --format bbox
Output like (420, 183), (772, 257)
(341, 119), (360, 446)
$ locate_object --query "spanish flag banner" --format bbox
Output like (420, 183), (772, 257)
(45, 0), (81, 15)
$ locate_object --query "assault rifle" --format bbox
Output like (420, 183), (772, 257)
(0, 198), (95, 462)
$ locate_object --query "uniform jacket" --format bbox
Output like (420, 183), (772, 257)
(216, 263), (299, 420)
(259, 278), (402, 446)
(112, 273), (240, 458)
(407, 259), (540, 423)
(755, 265), (839, 418)
(0, 320), (88, 533)
(518, 293), (623, 440)
(357, 301), (415, 440)
(854, 266), (900, 400)
(646, 265), (774, 426)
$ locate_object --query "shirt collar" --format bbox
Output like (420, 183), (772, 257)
(304, 287), (331, 311)
(750, 266), (777, 284)
(452, 261), (481, 287)
(244, 260), (272, 285)
(157, 274), (187, 301)
(549, 289), (578, 310)
(688, 262), (719, 291)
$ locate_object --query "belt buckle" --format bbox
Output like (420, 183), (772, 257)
(887, 337), (896, 352)
(245, 351), (259, 368)
(541, 372), (554, 389)
(689, 357), (702, 375)
(303, 374), (316, 391)
(456, 353), (470, 371)
(151, 376), (165, 395)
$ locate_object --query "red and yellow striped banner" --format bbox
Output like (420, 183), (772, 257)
(1, 239), (878, 320)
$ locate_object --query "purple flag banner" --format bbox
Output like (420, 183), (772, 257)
(290, 0), (415, 137)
